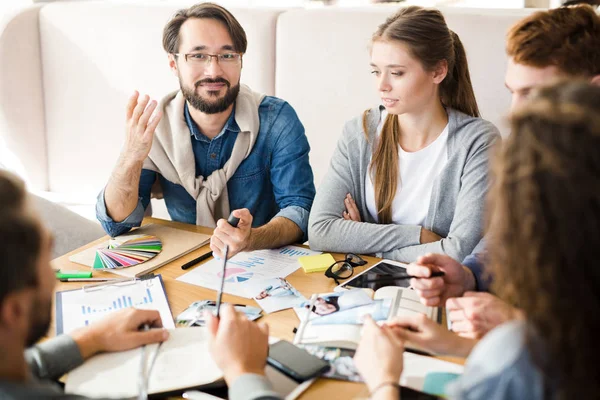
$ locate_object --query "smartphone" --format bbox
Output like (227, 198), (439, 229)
(267, 340), (330, 383)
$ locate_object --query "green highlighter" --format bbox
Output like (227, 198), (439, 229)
(55, 270), (93, 279)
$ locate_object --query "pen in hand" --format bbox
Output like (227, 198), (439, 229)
(215, 213), (240, 319)
(359, 271), (445, 283)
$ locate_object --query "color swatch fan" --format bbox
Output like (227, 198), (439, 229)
(93, 235), (162, 269)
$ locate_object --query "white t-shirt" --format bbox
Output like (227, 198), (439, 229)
(365, 110), (449, 226)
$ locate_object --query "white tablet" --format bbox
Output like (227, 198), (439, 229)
(334, 259), (410, 291)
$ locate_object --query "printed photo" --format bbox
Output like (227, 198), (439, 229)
(245, 277), (306, 314)
(300, 346), (361, 382)
(310, 298), (392, 325)
(295, 289), (374, 320)
(175, 300), (262, 327)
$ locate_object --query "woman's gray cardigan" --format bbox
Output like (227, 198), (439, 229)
(307, 106), (500, 263)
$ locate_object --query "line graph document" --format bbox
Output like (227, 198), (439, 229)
(177, 246), (321, 298)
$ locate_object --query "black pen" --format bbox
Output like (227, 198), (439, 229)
(181, 251), (213, 270)
(359, 271), (445, 283)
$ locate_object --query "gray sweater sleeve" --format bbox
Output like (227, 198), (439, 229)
(308, 123), (422, 255)
(25, 334), (85, 381)
(380, 131), (497, 262)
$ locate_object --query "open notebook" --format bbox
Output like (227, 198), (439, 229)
(66, 328), (315, 399)
(66, 327), (223, 398)
(294, 287), (438, 353)
(68, 224), (211, 278)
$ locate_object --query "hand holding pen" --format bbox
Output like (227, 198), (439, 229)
(210, 208), (252, 260)
(70, 308), (168, 360)
(358, 271), (445, 284)
(407, 253), (478, 307)
(215, 213), (240, 319)
(205, 304), (269, 386)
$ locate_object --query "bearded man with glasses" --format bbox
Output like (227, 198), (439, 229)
(97, 3), (315, 259)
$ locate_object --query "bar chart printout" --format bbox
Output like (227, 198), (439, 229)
(56, 276), (174, 334)
(177, 245), (321, 298)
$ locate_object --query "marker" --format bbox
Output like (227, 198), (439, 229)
(55, 270), (93, 279)
(181, 251), (213, 270)
(59, 277), (123, 282)
(359, 271), (446, 283)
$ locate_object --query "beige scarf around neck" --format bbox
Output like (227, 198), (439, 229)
(143, 84), (265, 227)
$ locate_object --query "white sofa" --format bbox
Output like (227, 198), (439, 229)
(0, 2), (538, 221)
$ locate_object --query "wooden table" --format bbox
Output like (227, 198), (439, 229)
(51, 217), (462, 399)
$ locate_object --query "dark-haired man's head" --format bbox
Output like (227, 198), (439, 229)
(163, 3), (246, 115)
(505, 5), (600, 110)
(0, 171), (55, 350)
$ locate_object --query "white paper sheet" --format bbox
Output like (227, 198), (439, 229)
(55, 275), (175, 335)
(177, 246), (320, 298)
(65, 328), (223, 398)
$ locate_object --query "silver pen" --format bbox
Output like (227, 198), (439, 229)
(138, 324), (150, 400)
(294, 294), (317, 345)
(82, 277), (136, 291)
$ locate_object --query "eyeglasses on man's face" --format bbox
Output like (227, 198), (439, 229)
(174, 52), (242, 69)
(324, 253), (368, 285)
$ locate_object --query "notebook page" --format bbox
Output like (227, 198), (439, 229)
(148, 327), (223, 393)
(66, 327), (222, 398)
(65, 344), (159, 398)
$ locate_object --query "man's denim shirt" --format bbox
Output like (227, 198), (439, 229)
(96, 96), (316, 239)
(462, 238), (491, 292)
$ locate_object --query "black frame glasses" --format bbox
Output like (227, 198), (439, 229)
(324, 253), (367, 285)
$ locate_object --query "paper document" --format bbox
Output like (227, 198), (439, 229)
(246, 277), (307, 314)
(55, 275), (174, 334)
(177, 246), (320, 298)
(65, 327), (223, 398)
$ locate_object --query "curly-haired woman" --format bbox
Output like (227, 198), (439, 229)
(354, 80), (600, 399)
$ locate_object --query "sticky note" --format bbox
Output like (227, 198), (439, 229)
(298, 253), (336, 273)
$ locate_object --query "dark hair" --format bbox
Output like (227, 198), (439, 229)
(365, 6), (480, 223)
(489, 81), (600, 399)
(562, 0), (599, 6)
(506, 5), (600, 77)
(0, 171), (42, 306)
(162, 2), (248, 54)
(308, 295), (340, 315)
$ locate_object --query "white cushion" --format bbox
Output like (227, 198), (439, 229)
(0, 5), (47, 189)
(276, 7), (538, 187)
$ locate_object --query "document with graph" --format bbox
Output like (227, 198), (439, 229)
(55, 275), (175, 334)
(177, 245), (321, 298)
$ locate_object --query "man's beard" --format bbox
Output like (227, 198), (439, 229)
(181, 77), (240, 115)
(25, 294), (52, 347)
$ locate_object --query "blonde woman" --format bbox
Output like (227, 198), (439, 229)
(308, 7), (499, 263)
